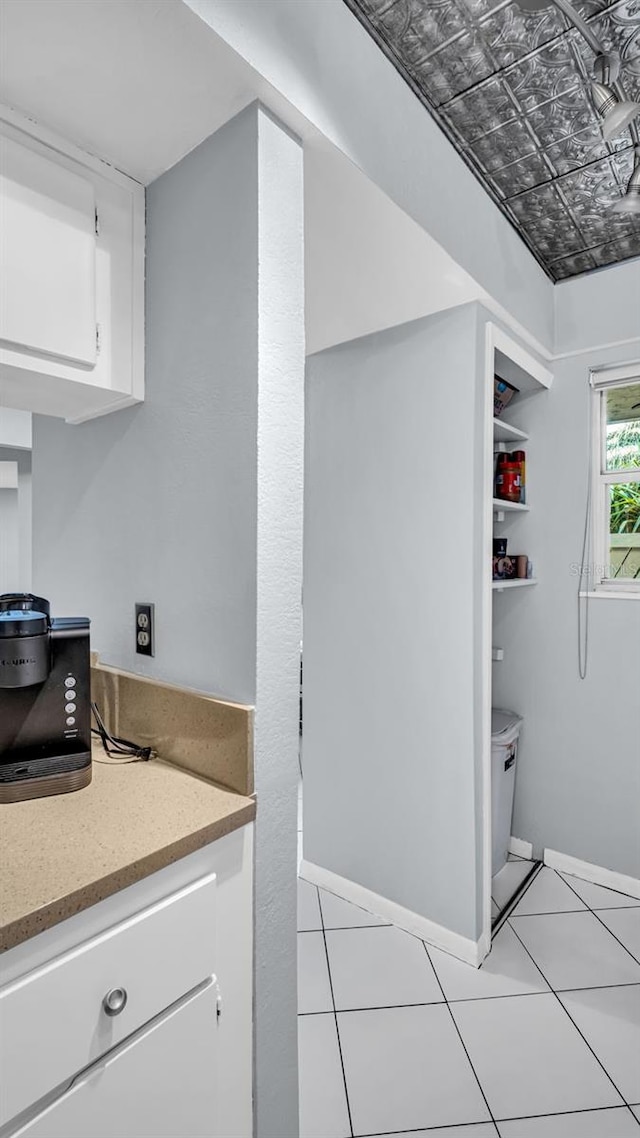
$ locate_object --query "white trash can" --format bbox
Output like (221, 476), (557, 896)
(491, 708), (523, 876)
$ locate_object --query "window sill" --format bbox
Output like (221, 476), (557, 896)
(579, 589), (640, 602)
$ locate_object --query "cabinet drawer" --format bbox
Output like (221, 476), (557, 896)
(10, 982), (218, 1138)
(0, 873), (216, 1127)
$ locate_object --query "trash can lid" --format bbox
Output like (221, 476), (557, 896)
(491, 707), (522, 741)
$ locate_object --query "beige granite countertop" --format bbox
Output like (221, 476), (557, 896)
(0, 742), (255, 953)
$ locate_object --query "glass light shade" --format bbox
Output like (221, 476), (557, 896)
(611, 161), (640, 215)
(602, 100), (640, 141)
(591, 81), (640, 140)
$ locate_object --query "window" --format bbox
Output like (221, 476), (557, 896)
(590, 364), (640, 593)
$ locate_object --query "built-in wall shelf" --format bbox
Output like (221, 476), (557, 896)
(487, 323), (552, 945)
(493, 418), (528, 444)
(492, 579), (537, 592)
(493, 499), (528, 520)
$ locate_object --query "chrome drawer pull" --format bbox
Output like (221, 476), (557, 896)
(102, 987), (128, 1016)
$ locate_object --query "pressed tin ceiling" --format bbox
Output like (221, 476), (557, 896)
(343, 0), (640, 280)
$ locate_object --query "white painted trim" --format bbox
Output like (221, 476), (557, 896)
(509, 836), (534, 860)
(552, 337), (640, 362)
(544, 849), (640, 900)
(130, 183), (146, 405)
(469, 295), (640, 368)
(0, 103), (143, 190)
(300, 860), (489, 968)
(480, 296), (552, 363)
(64, 392), (141, 425)
(491, 322), (554, 390)
(480, 323), (495, 956)
(579, 590), (640, 601)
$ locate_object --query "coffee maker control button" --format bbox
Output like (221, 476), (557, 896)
(66, 716), (76, 726)
(65, 702), (77, 714)
(65, 677), (76, 688)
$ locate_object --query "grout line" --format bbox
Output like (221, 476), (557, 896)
(558, 871), (639, 905)
(420, 941), (499, 1132)
(551, 980), (640, 995)
(508, 919), (632, 1109)
(318, 890), (355, 1138)
(322, 923), (392, 930)
(491, 1104), (640, 1127)
(510, 907), (587, 918)
(628, 1105), (640, 1131)
(592, 905), (640, 912)
(298, 1009), (339, 1017)
(543, 872), (640, 968)
(353, 1119), (502, 1136)
(299, 979), (640, 1012)
(589, 909), (640, 968)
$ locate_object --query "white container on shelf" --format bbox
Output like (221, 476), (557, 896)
(491, 708), (522, 876)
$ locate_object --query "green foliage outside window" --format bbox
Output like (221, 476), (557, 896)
(607, 421), (640, 534)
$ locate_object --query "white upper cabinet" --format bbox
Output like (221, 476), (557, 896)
(1, 136), (97, 366)
(0, 108), (144, 423)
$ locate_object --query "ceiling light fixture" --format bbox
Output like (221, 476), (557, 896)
(611, 157), (640, 215)
(517, 0), (640, 217)
(591, 55), (640, 141)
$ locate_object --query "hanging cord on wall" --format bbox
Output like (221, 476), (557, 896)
(577, 387), (593, 680)
(91, 701), (154, 763)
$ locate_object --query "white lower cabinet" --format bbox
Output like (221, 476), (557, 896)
(0, 874), (218, 1127)
(12, 983), (218, 1138)
(1, 827), (254, 1138)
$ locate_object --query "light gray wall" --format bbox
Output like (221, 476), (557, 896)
(33, 109), (260, 700)
(304, 306), (485, 941)
(186, 0), (554, 352)
(554, 259), (640, 357)
(0, 483), (19, 591)
(493, 339), (640, 878)
(0, 446), (32, 592)
(0, 409), (32, 451)
(32, 104), (304, 1138)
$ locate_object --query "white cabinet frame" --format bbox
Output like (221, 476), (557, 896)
(480, 323), (553, 957)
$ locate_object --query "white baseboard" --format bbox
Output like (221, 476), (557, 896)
(544, 848), (640, 901)
(509, 836), (534, 860)
(300, 859), (489, 968)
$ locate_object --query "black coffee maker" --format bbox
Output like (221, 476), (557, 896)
(0, 594), (91, 802)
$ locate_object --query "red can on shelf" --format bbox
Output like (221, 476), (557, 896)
(495, 462), (521, 502)
(511, 450), (526, 504)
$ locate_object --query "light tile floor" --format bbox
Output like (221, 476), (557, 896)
(298, 862), (640, 1138)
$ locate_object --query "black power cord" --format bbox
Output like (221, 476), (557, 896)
(91, 702), (153, 763)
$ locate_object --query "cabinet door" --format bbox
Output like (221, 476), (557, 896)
(0, 135), (96, 367)
(12, 982), (219, 1138)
